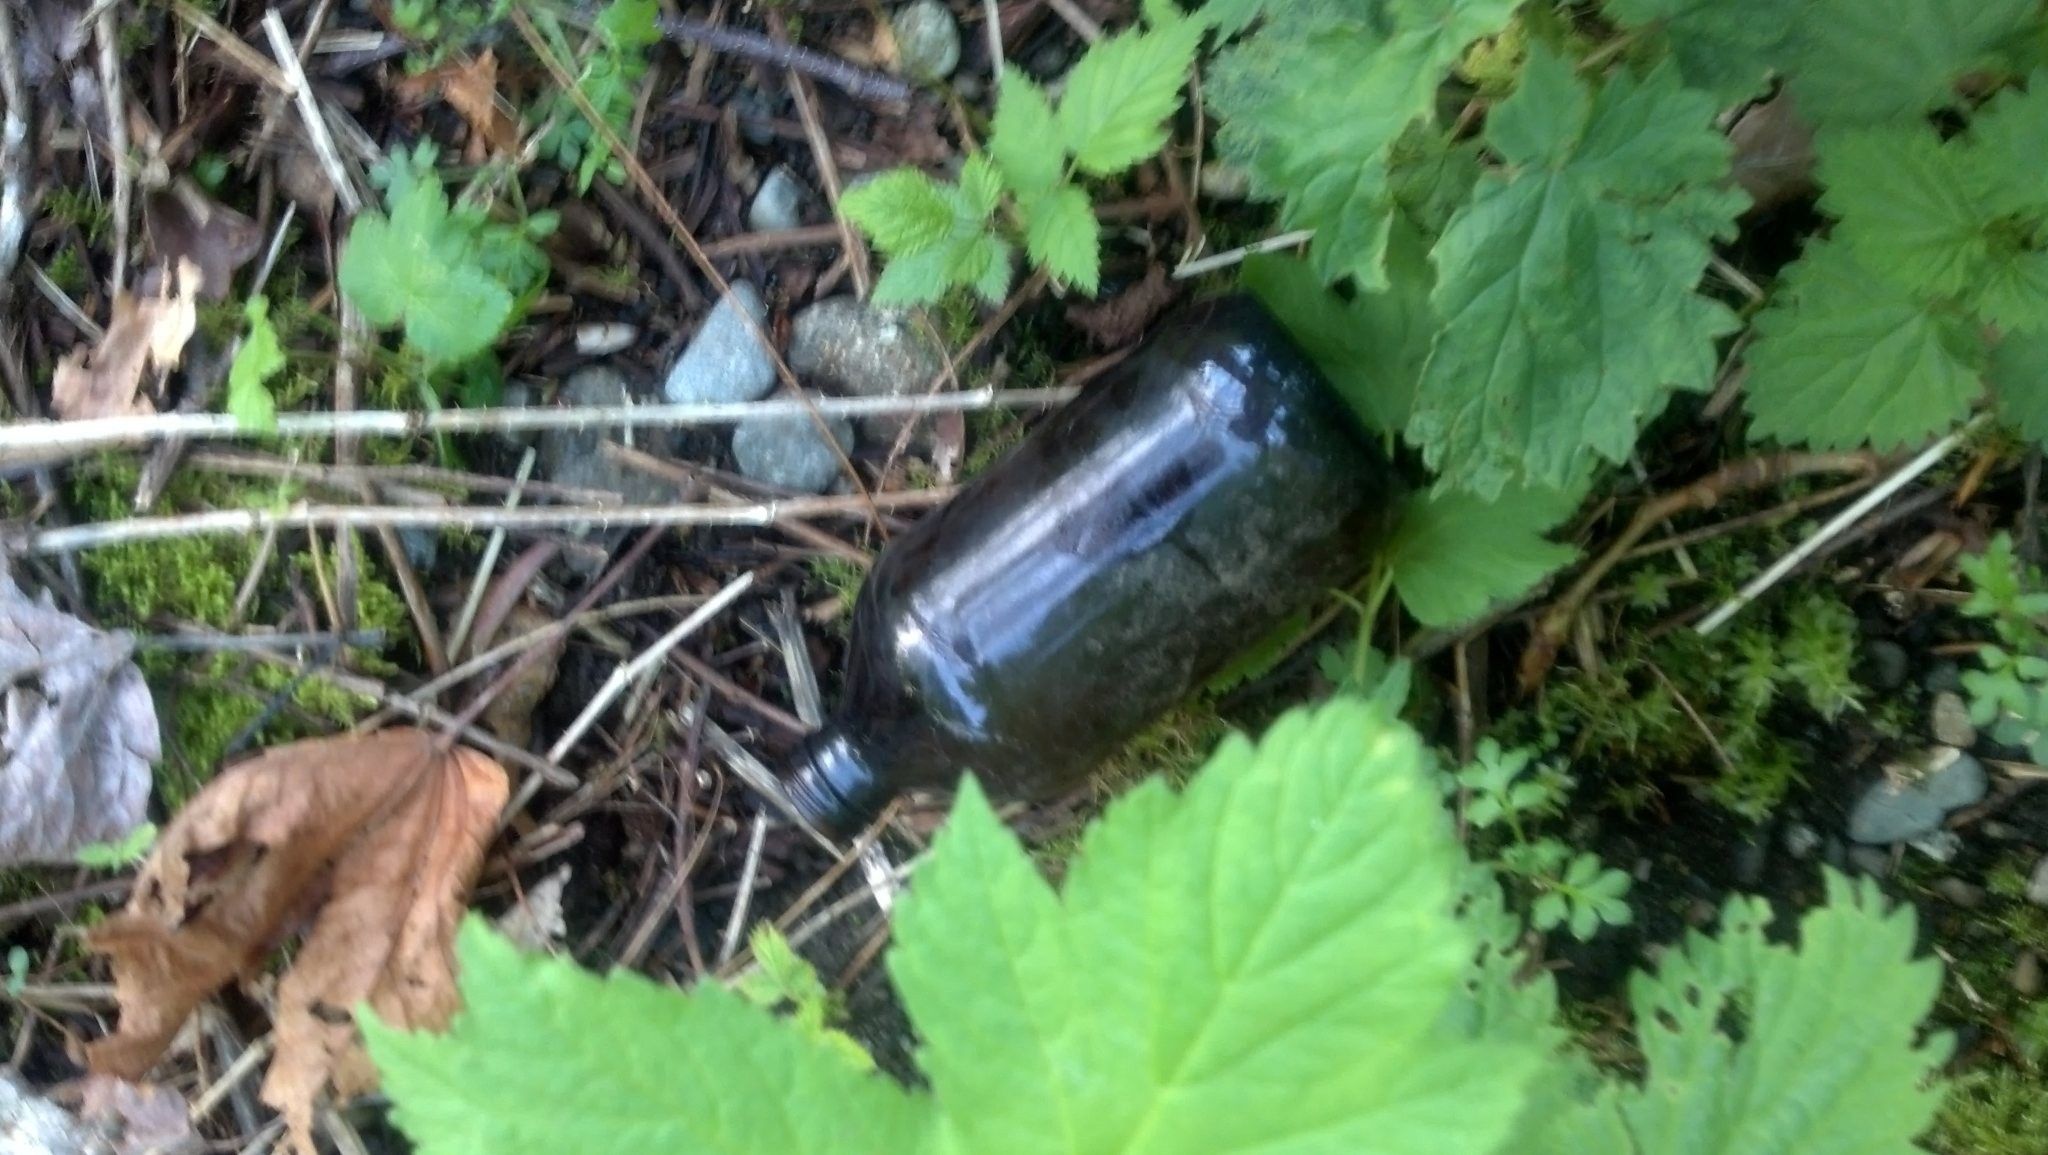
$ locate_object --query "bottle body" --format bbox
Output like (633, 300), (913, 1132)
(781, 294), (1404, 833)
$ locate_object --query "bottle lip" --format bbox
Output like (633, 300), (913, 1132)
(779, 730), (886, 837)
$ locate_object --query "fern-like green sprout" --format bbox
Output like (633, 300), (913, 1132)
(1958, 532), (2048, 761)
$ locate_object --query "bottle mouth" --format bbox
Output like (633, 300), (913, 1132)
(779, 730), (886, 838)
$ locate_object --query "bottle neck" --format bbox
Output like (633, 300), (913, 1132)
(779, 729), (889, 837)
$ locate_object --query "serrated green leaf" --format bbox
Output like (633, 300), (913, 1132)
(1202, 0), (1268, 38)
(871, 246), (956, 305)
(1055, 17), (1202, 175)
(1241, 236), (1435, 436)
(1786, 0), (2035, 127)
(1988, 326), (2048, 443)
(338, 165), (518, 366)
(1963, 77), (2048, 220)
(1386, 481), (1581, 628)
(989, 67), (1064, 196)
(1819, 129), (1990, 298)
(1411, 49), (1744, 495)
(892, 699), (1540, 1155)
(1208, 0), (1520, 289)
(226, 297), (282, 432)
(842, 169), (957, 256)
(365, 920), (931, 1155)
(962, 233), (1016, 304)
(1608, 871), (1952, 1155)
(1600, 0), (1791, 106)
(958, 154), (1005, 219)
(1019, 184), (1099, 293)
(1745, 239), (1986, 450)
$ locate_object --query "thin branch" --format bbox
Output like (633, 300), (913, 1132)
(96, 6), (130, 293)
(1173, 229), (1315, 279)
(260, 10), (360, 215)
(0, 386), (1077, 464)
(0, 2), (29, 300)
(657, 15), (911, 103)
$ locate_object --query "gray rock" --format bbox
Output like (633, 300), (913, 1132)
(749, 167), (806, 233)
(397, 527), (439, 574)
(788, 296), (945, 442)
(733, 404), (855, 493)
(1863, 639), (1910, 690)
(1783, 822), (1821, 859)
(1, 1071), (103, 1155)
(1908, 829), (1962, 863)
(1923, 660), (1964, 694)
(2029, 854), (2048, 907)
(1931, 690), (1977, 748)
(892, 0), (961, 80)
(1847, 746), (1987, 844)
(539, 365), (676, 569)
(663, 281), (775, 406)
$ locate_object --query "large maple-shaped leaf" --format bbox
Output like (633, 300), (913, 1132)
(1207, 0), (1521, 290)
(891, 701), (1539, 1155)
(1410, 49), (1745, 497)
(1744, 239), (1986, 451)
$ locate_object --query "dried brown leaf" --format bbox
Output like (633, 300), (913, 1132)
(0, 565), (157, 867)
(479, 602), (564, 750)
(1066, 265), (1179, 348)
(393, 51), (519, 160)
(86, 728), (508, 1155)
(1729, 91), (1816, 215)
(51, 257), (199, 420)
(144, 180), (263, 303)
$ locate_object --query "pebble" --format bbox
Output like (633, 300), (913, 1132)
(1931, 690), (1978, 748)
(1199, 161), (1252, 202)
(397, 527), (439, 574)
(787, 296), (945, 441)
(891, 0), (961, 80)
(662, 281), (775, 406)
(733, 404), (855, 493)
(539, 365), (676, 567)
(575, 321), (639, 357)
(749, 167), (806, 233)
(1783, 822), (1821, 859)
(1847, 746), (1987, 844)
(1930, 875), (1985, 908)
(2030, 854), (2048, 907)
(1863, 639), (1910, 691)
(1908, 829), (1962, 863)
(1923, 660), (1964, 694)
(2014, 950), (2042, 997)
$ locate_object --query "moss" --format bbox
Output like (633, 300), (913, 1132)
(44, 188), (111, 243)
(805, 556), (867, 610)
(148, 652), (378, 808)
(1930, 1068), (2048, 1155)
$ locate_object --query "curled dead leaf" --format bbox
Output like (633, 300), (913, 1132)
(1066, 265), (1179, 349)
(86, 728), (507, 1155)
(393, 51), (519, 159)
(144, 179), (263, 303)
(51, 257), (200, 420)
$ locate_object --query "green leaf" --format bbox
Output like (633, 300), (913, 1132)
(226, 297), (283, 432)
(1055, 17), (1203, 175)
(1386, 481), (1581, 628)
(1745, 239), (1986, 450)
(1019, 184), (1100, 294)
(1207, 0), (1520, 289)
(1410, 49), (1745, 495)
(1963, 78), (2048, 221)
(733, 926), (874, 1072)
(1608, 872), (1953, 1155)
(1989, 326), (2048, 442)
(1818, 129), (1990, 298)
(989, 66), (1064, 197)
(891, 700), (1540, 1155)
(1600, 0), (1791, 107)
(365, 920), (931, 1155)
(1241, 236), (1435, 436)
(841, 169), (957, 256)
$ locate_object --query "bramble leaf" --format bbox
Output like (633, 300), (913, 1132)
(1410, 49), (1744, 496)
(337, 160), (520, 366)
(366, 920), (930, 1155)
(1207, 0), (1520, 289)
(841, 170), (957, 256)
(1055, 15), (1203, 175)
(1020, 184), (1100, 294)
(1744, 240), (1986, 450)
(226, 297), (283, 432)
(989, 67), (1063, 197)
(1386, 482), (1581, 628)
(892, 700), (1539, 1155)
(1600, 0), (1790, 107)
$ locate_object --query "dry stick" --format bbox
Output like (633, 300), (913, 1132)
(95, 7), (130, 293)
(447, 448), (537, 659)
(670, 649), (808, 737)
(1619, 475), (1878, 562)
(260, 11), (360, 214)
(402, 593), (703, 713)
(0, 2), (30, 298)
(657, 14), (911, 103)
(508, 9), (879, 513)
(190, 448), (635, 505)
(1693, 417), (1988, 636)
(770, 9), (870, 298)
(698, 223), (844, 259)
(980, 0), (1005, 71)
(1517, 450), (1880, 692)
(189, 1036), (275, 1126)
(1174, 228), (1316, 279)
(0, 387), (1076, 464)
(170, 0), (292, 92)
(715, 814), (771, 967)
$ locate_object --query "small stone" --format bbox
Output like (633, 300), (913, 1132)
(1847, 845), (1893, 877)
(1923, 660), (1964, 694)
(1847, 746), (1987, 844)
(397, 527), (439, 574)
(1783, 822), (1821, 859)
(733, 404), (855, 494)
(1931, 690), (1978, 748)
(788, 296), (946, 442)
(891, 0), (961, 80)
(576, 322), (639, 357)
(539, 365), (676, 569)
(662, 281), (775, 406)
(2013, 950), (2042, 997)
(1199, 161), (1252, 202)
(2029, 854), (2048, 907)
(749, 167), (806, 233)
(1929, 875), (1985, 908)
(1863, 639), (1909, 690)
(1908, 829), (1961, 862)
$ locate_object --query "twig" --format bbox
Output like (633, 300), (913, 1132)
(699, 223), (844, 258)
(1173, 229), (1315, 279)
(771, 589), (824, 726)
(656, 15), (911, 103)
(260, 11), (360, 215)
(0, 2), (29, 300)
(95, 6), (130, 293)
(1693, 418), (1985, 636)
(170, 1), (292, 92)
(1518, 450), (1880, 691)
(769, 9), (869, 297)
(446, 449), (536, 659)
(1044, 0), (1106, 41)
(546, 572), (757, 764)
(981, 0), (1004, 71)
(715, 815), (770, 967)
(189, 1036), (274, 1125)
(0, 387), (1078, 463)
(28, 263), (103, 339)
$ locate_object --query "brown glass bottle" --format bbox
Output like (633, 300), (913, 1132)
(779, 294), (1405, 834)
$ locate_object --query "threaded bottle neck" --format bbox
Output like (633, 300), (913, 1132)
(779, 729), (888, 837)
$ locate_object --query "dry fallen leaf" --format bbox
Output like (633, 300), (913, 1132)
(0, 564), (157, 867)
(144, 180), (263, 303)
(394, 51), (519, 160)
(51, 257), (200, 420)
(478, 601), (564, 750)
(1066, 264), (1179, 349)
(86, 728), (508, 1155)
(1728, 91), (1817, 215)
